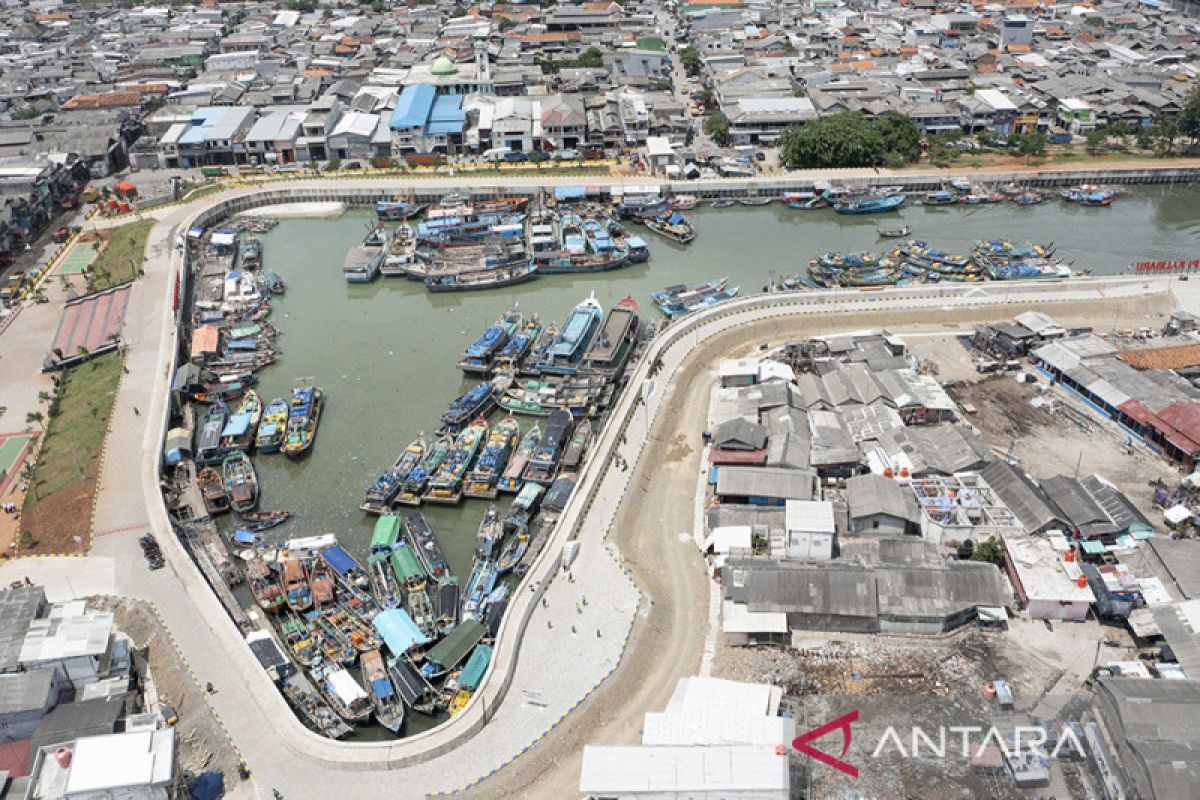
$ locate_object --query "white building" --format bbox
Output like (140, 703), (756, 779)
(29, 729), (176, 800)
(785, 500), (836, 561)
(580, 677), (791, 799)
(1002, 533), (1095, 621)
(18, 603), (114, 691)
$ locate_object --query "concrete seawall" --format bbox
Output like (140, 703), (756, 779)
(145, 183), (1179, 771)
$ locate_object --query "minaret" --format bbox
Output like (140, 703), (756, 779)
(474, 41), (491, 93)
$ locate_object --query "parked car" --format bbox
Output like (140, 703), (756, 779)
(754, 151), (766, 162)
(504, 151), (530, 163)
(553, 148), (581, 161)
(529, 151), (550, 163)
(342, 160), (362, 170)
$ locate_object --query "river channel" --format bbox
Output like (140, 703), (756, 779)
(234, 186), (1199, 735)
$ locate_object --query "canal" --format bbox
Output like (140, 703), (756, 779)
(239, 186), (1199, 735)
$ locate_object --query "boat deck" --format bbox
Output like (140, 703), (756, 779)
(585, 307), (635, 366)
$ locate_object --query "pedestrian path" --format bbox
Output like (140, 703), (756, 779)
(55, 242), (96, 275)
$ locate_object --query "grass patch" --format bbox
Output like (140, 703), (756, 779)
(181, 183), (226, 202)
(88, 219), (154, 291)
(23, 353), (123, 503)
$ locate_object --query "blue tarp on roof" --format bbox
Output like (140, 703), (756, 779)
(220, 413), (251, 437)
(370, 677), (395, 700)
(554, 187), (588, 200)
(390, 85), (437, 129)
(373, 608), (429, 657)
(322, 545), (357, 576)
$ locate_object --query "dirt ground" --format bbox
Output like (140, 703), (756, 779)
(90, 596), (246, 786)
(470, 290), (1176, 799)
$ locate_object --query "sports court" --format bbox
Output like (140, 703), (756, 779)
(55, 242), (96, 275)
(0, 433), (34, 495)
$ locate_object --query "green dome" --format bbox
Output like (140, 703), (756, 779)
(431, 55), (458, 76)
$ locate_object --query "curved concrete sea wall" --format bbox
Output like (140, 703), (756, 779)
(147, 183), (1176, 770)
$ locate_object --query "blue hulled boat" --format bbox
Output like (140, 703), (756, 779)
(535, 296), (604, 375)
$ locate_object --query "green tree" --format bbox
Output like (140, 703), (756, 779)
(703, 112), (732, 147)
(327, 156), (341, 171)
(1085, 129), (1107, 155)
(451, 4), (466, 16)
(1084, 15), (1105, 27)
(680, 46), (702, 76)
(371, 0), (384, 11)
(971, 536), (1003, 564)
(1012, 131), (1047, 162)
(929, 144), (961, 167)
(874, 110), (921, 162)
(1151, 119), (1179, 156)
(1176, 85), (1200, 147)
(499, 16), (517, 31)
(779, 111), (901, 168)
(25, 412), (44, 431)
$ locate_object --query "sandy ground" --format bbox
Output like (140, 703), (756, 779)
(464, 290), (1176, 799)
(91, 596), (245, 784)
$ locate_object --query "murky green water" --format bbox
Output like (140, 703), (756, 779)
(247, 186), (1200, 569)
(232, 186), (1199, 736)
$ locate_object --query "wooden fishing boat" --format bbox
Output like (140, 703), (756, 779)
(463, 416), (520, 499)
(245, 554), (284, 613)
(308, 558), (337, 608)
(281, 614), (321, 669)
(281, 380), (323, 458)
(474, 505), (501, 561)
(423, 419), (487, 505)
(362, 649), (405, 733)
(421, 619), (485, 680)
(197, 466), (230, 515)
(877, 225), (911, 238)
(241, 509), (289, 532)
(306, 610), (357, 667)
(362, 435), (426, 514)
(281, 558), (312, 612)
(498, 424), (539, 493)
(311, 659), (373, 723)
(219, 389), (261, 452)
(395, 434), (451, 506)
(255, 397), (288, 453)
(222, 451), (258, 513)
(195, 401), (228, 465)
(404, 511), (453, 584)
(281, 670), (352, 739)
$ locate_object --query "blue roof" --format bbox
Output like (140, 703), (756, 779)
(390, 85), (437, 129)
(220, 413), (251, 437)
(373, 608), (429, 657)
(555, 187), (587, 200)
(322, 545), (357, 576)
(427, 94), (466, 135)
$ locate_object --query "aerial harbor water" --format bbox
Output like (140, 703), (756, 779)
(224, 185), (1199, 737)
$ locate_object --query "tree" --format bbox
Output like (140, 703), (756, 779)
(1084, 15), (1105, 27)
(874, 110), (921, 162)
(327, 156), (341, 171)
(779, 111), (884, 168)
(451, 4), (466, 16)
(703, 112), (732, 147)
(1150, 119), (1180, 156)
(1085, 129), (1108, 155)
(971, 536), (1003, 564)
(25, 412), (44, 431)
(1012, 131), (1047, 162)
(929, 143), (961, 168)
(371, 0), (384, 11)
(1176, 85), (1200, 147)
(499, 16), (517, 31)
(680, 46), (702, 77)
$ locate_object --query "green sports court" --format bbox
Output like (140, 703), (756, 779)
(55, 243), (96, 275)
(0, 433), (34, 493)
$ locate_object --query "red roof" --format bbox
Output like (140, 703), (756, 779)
(0, 740), (31, 778)
(708, 448), (768, 466)
(1155, 401), (1200, 453)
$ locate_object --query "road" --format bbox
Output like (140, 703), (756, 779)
(0, 176), (1191, 799)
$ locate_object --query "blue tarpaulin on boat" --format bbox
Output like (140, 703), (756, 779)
(374, 608), (429, 657)
(625, 236), (647, 248)
(233, 529), (258, 545)
(370, 677), (395, 700)
(554, 186), (588, 200)
(187, 226), (206, 239)
(220, 414), (251, 437)
(322, 545), (357, 576)
(225, 338), (259, 351)
(667, 212), (686, 225)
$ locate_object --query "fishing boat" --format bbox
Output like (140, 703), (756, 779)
(282, 672), (353, 740)
(389, 657), (439, 717)
(503, 482), (544, 537)
(424, 419), (487, 504)
(311, 659), (373, 724)
(308, 558), (337, 607)
(395, 433), (452, 505)
(582, 296), (640, 377)
(535, 295), (604, 375)
(921, 190), (958, 206)
(281, 558), (312, 612)
(441, 379), (504, 434)
(405, 511), (453, 584)
(657, 286), (739, 318)
(326, 604), (381, 652)
(463, 417), (519, 499)
(498, 424), (539, 493)
(281, 381), (323, 457)
(424, 261), (538, 292)
(832, 192), (906, 215)
(368, 516), (403, 608)
(362, 435), (426, 514)
(1013, 190), (1046, 206)
(361, 649), (405, 732)
(534, 213), (630, 274)
(342, 243), (384, 283)
(306, 611), (356, 667)
(623, 234), (650, 263)
(241, 509), (290, 532)
(643, 209), (697, 244)
(671, 194), (700, 210)
(738, 195), (773, 206)
(197, 466), (230, 515)
(877, 225), (911, 238)
(363, 223), (389, 248)
(710, 199), (735, 209)
(244, 554), (284, 613)
(219, 390), (260, 452)
(651, 277), (727, 306)
(522, 409), (573, 485)
(474, 504), (501, 561)
(1061, 184), (1117, 206)
(255, 397), (289, 453)
(377, 200), (426, 221)
(781, 191), (827, 210)
(432, 580), (460, 635)
(421, 619), (485, 680)
(498, 374), (609, 418)
(281, 614), (321, 669)
(195, 401), (228, 465)
(390, 542), (435, 636)
(458, 309), (522, 376)
(493, 316), (542, 373)
(560, 418), (592, 472)
(460, 558), (498, 621)
(381, 223), (418, 275)
(222, 451), (258, 513)
(446, 643), (492, 716)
